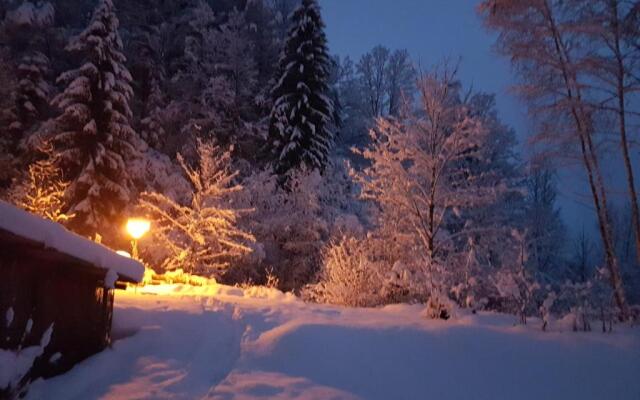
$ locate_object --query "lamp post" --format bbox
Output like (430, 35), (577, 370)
(126, 218), (150, 260)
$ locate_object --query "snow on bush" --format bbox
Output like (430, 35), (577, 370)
(305, 236), (384, 307)
(305, 233), (445, 310)
(128, 142), (191, 206)
(139, 139), (255, 278)
(234, 168), (328, 289)
(550, 268), (620, 332)
(8, 140), (73, 223)
(235, 161), (362, 290)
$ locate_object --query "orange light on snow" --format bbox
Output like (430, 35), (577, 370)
(126, 218), (151, 240)
(116, 250), (132, 258)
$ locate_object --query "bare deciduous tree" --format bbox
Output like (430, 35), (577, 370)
(386, 49), (415, 116)
(357, 46), (390, 118)
(577, 0), (640, 266)
(479, 0), (630, 319)
(354, 64), (499, 275)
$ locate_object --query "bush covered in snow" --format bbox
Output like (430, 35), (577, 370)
(233, 161), (362, 291)
(8, 140), (72, 223)
(303, 236), (384, 307)
(305, 233), (443, 309)
(139, 139), (255, 279)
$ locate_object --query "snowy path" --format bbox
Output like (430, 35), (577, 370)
(27, 285), (640, 400)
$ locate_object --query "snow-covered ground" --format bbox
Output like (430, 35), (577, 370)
(27, 284), (640, 400)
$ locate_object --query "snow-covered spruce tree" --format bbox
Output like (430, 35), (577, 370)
(267, 0), (335, 177)
(139, 76), (165, 149)
(14, 52), (51, 134)
(2, 1), (54, 144)
(139, 139), (255, 279)
(354, 65), (504, 314)
(49, 0), (138, 236)
(9, 140), (72, 223)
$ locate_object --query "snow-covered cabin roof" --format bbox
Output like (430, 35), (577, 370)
(0, 201), (144, 284)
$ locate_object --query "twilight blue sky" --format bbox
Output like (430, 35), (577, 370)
(321, 0), (529, 142)
(320, 0), (626, 237)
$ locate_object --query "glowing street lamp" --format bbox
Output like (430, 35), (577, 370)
(126, 218), (150, 259)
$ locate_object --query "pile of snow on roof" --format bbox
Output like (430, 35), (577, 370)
(0, 201), (143, 284)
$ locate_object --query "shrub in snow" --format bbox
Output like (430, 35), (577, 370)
(235, 167), (329, 290)
(8, 140), (72, 223)
(305, 236), (384, 307)
(153, 268), (215, 287)
(552, 268), (620, 332)
(493, 268), (540, 325)
(306, 233), (442, 309)
(490, 231), (544, 324)
(235, 160), (361, 291)
(139, 139), (255, 279)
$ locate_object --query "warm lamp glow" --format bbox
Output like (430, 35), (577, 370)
(126, 218), (150, 240)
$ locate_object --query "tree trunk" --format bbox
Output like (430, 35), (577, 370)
(609, 0), (640, 266)
(542, 0), (630, 320)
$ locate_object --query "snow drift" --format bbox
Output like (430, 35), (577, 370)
(24, 283), (640, 400)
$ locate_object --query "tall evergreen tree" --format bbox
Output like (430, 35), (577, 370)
(14, 51), (51, 134)
(49, 0), (138, 236)
(267, 0), (335, 177)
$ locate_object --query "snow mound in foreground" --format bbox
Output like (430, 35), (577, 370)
(27, 284), (640, 400)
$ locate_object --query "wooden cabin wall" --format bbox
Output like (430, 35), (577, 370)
(0, 242), (114, 379)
